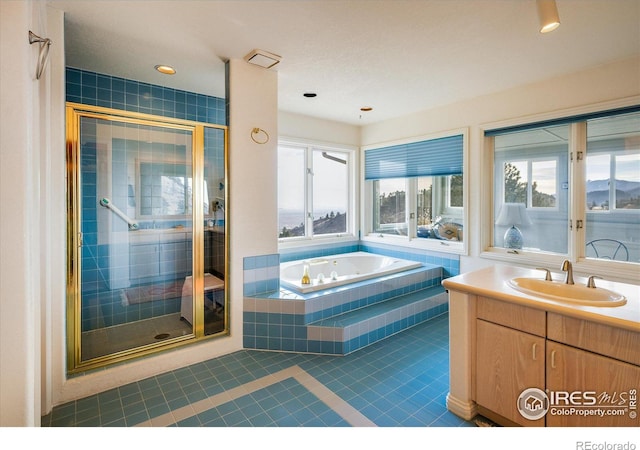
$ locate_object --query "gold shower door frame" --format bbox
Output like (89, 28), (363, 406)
(66, 102), (228, 373)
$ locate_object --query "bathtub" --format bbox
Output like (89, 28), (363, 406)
(280, 251), (423, 293)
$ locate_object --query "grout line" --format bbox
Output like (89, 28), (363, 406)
(134, 364), (375, 427)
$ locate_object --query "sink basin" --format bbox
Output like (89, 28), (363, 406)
(507, 277), (627, 307)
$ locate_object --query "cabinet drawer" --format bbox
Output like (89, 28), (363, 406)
(477, 297), (546, 337)
(548, 313), (640, 366)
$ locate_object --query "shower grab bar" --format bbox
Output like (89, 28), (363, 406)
(99, 197), (139, 230)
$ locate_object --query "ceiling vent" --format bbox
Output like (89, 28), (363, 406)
(244, 49), (282, 69)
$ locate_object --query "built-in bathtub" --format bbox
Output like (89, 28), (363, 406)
(280, 251), (423, 293)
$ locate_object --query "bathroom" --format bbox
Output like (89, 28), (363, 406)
(1, 0), (639, 438)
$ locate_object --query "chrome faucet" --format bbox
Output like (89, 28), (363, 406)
(560, 259), (574, 285)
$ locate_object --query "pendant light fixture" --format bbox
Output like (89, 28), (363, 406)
(537, 0), (560, 33)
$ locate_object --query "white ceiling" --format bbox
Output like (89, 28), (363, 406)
(47, 0), (640, 126)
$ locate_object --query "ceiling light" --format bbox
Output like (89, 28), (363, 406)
(360, 107), (373, 112)
(537, 0), (560, 33)
(303, 93), (317, 98)
(154, 64), (176, 75)
(244, 49), (281, 69)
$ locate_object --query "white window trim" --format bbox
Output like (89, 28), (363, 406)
(278, 137), (358, 249)
(360, 128), (469, 256)
(480, 96), (640, 283)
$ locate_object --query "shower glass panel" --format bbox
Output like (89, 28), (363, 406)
(67, 103), (228, 372)
(78, 117), (194, 362)
(203, 127), (227, 336)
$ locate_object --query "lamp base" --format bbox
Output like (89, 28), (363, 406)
(504, 225), (523, 249)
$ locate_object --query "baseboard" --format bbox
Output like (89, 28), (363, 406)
(446, 392), (478, 421)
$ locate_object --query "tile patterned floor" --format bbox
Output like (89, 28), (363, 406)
(42, 312), (474, 427)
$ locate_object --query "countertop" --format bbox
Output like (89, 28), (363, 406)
(442, 265), (640, 332)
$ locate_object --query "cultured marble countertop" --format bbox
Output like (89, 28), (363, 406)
(442, 265), (640, 332)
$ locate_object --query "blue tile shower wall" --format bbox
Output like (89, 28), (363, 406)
(68, 67), (226, 331)
(66, 67), (226, 125)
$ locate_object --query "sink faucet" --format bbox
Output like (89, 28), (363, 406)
(560, 259), (574, 285)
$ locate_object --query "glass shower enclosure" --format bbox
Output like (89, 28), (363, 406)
(66, 103), (227, 372)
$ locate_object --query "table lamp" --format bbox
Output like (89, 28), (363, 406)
(496, 203), (532, 249)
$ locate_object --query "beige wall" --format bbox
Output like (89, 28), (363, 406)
(1, 0), (637, 425)
(359, 56), (640, 275)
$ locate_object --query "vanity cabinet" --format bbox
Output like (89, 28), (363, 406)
(130, 243), (160, 279)
(129, 232), (191, 282)
(474, 297), (640, 427)
(475, 297), (546, 426)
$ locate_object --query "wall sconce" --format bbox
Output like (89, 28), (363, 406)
(496, 203), (532, 249)
(537, 0), (561, 33)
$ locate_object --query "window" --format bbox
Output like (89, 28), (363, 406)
(585, 112), (640, 262)
(365, 133), (465, 247)
(373, 178), (407, 236)
(278, 142), (353, 240)
(488, 108), (639, 267)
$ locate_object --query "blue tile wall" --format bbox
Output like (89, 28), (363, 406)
(358, 242), (460, 278)
(242, 254), (280, 296)
(68, 67), (225, 331)
(66, 67), (226, 125)
(242, 242), (459, 355)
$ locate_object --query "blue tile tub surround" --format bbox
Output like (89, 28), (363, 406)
(243, 262), (447, 355)
(359, 242), (460, 278)
(243, 254), (281, 296)
(66, 67), (226, 126)
(278, 241), (460, 278)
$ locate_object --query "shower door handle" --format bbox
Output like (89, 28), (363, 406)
(78, 232), (83, 247)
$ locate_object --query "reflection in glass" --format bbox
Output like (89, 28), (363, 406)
(79, 118), (194, 362)
(585, 112), (640, 261)
(493, 125), (568, 253)
(203, 127), (226, 336)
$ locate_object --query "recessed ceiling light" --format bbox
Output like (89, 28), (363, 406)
(303, 93), (317, 98)
(360, 107), (373, 112)
(154, 65), (176, 75)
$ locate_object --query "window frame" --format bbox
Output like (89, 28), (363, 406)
(361, 129), (469, 255)
(481, 98), (639, 281)
(277, 137), (357, 247)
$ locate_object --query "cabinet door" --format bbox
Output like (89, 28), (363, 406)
(159, 241), (190, 276)
(129, 243), (160, 279)
(546, 341), (640, 427)
(476, 319), (546, 426)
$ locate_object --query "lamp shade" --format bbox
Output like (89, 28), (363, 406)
(495, 203), (532, 227)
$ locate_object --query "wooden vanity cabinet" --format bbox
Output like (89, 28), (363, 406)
(475, 297), (546, 426)
(546, 313), (640, 427)
(474, 297), (640, 427)
(546, 341), (639, 427)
